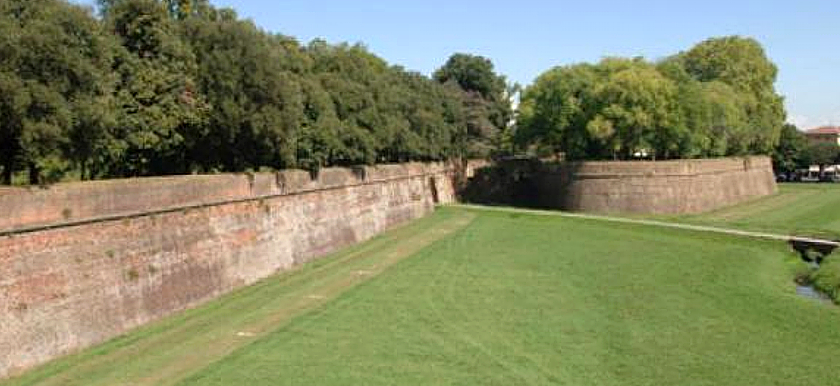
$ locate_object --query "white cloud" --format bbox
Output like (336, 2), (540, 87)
(788, 108), (840, 130)
(788, 115), (812, 130)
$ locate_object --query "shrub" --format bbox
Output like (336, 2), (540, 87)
(785, 252), (814, 285)
(126, 268), (140, 281)
(811, 255), (840, 304)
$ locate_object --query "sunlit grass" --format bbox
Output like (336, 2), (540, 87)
(656, 183), (840, 239)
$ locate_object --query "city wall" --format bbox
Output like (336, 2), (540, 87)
(0, 156), (776, 378)
(0, 162), (465, 379)
(463, 156), (777, 215)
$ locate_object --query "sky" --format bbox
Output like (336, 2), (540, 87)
(73, 0), (840, 129)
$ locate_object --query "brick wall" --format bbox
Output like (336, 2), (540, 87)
(0, 162), (458, 379)
(537, 156), (777, 214)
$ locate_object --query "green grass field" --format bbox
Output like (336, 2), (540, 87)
(661, 183), (840, 239)
(5, 206), (840, 386)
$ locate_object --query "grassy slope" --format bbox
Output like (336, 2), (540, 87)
(660, 183), (840, 239)
(175, 207), (840, 386)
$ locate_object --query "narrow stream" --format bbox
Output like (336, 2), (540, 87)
(789, 239), (837, 304)
(796, 284), (832, 303)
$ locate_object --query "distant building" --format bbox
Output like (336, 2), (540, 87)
(805, 126), (840, 146)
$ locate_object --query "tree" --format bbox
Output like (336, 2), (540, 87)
(101, 0), (208, 177)
(679, 36), (785, 154)
(0, 0), (484, 184)
(180, 11), (307, 172)
(517, 36), (786, 161)
(0, 0), (113, 184)
(434, 54), (513, 156)
(590, 59), (681, 159)
(772, 124), (806, 173)
(516, 63), (598, 159)
(801, 142), (839, 169)
(97, 0), (211, 19)
(434, 54), (506, 101)
(518, 59), (682, 160)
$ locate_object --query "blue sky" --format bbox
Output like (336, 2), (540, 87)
(73, 0), (839, 129)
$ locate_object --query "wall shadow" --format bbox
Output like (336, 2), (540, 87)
(459, 157), (574, 209)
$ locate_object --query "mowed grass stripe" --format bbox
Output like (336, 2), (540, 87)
(176, 207), (840, 386)
(3, 209), (475, 386)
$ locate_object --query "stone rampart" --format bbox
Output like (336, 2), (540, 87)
(537, 156), (777, 214)
(0, 162), (458, 379)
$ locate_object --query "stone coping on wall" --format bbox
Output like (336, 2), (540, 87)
(540, 156), (770, 178)
(0, 162), (461, 236)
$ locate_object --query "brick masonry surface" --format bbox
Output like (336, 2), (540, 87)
(0, 162), (467, 379)
(537, 156), (778, 214)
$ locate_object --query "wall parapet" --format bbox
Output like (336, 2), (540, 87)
(0, 162), (456, 236)
(541, 156), (768, 178)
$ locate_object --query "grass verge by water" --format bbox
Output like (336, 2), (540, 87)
(812, 256), (840, 303)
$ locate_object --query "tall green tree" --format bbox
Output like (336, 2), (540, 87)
(772, 124), (806, 173)
(98, 0), (211, 19)
(518, 59), (682, 160)
(434, 53), (513, 157)
(589, 59), (681, 159)
(801, 142), (839, 169)
(517, 36), (786, 161)
(101, 0), (208, 177)
(515, 63), (598, 159)
(0, 0), (113, 184)
(679, 36), (786, 154)
(180, 10), (306, 171)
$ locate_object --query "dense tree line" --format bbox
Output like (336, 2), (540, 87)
(516, 37), (787, 160)
(772, 124), (840, 174)
(0, 0), (510, 184)
(0, 0), (791, 185)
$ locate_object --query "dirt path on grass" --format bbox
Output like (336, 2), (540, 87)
(454, 205), (840, 247)
(4, 211), (475, 386)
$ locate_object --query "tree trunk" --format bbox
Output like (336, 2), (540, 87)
(28, 162), (40, 186)
(1, 160), (11, 185)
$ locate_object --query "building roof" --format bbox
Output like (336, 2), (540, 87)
(806, 126), (840, 135)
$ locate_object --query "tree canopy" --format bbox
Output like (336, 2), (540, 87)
(801, 142), (840, 169)
(772, 123), (807, 173)
(517, 36), (787, 160)
(0, 2), (791, 185)
(0, 0), (503, 184)
(434, 53), (515, 157)
(0, 0), (114, 184)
